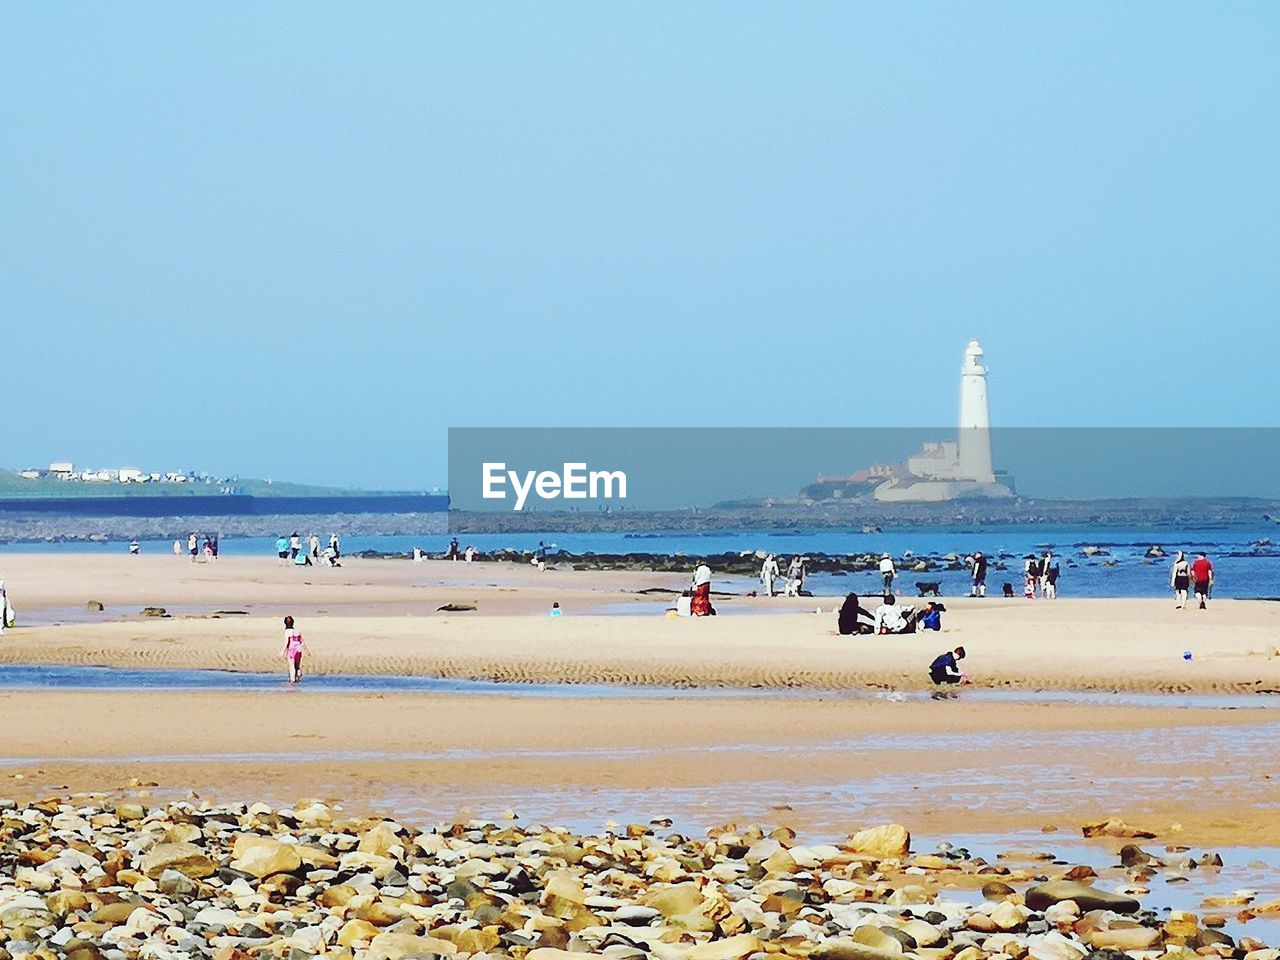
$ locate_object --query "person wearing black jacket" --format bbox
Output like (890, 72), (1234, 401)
(930, 646), (967, 685)
(837, 593), (874, 635)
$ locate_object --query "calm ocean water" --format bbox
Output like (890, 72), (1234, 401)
(2, 525), (1277, 599)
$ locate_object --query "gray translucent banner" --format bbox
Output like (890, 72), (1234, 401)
(447, 428), (1280, 525)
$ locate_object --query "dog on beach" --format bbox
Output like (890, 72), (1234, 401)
(915, 581), (941, 597)
(1002, 582), (1016, 597)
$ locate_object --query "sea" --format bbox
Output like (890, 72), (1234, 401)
(2, 525), (1277, 600)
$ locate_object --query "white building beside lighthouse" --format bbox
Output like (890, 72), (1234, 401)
(873, 340), (1012, 502)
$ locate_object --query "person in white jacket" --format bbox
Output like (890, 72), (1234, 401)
(0, 580), (11, 634)
(760, 555), (780, 597)
(878, 554), (896, 595)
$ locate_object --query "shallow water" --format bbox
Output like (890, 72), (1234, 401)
(928, 832), (1280, 945)
(0, 664), (781, 697)
(2, 664), (1279, 711)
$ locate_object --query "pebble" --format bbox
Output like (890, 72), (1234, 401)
(0, 795), (1271, 960)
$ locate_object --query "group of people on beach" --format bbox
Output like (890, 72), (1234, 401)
(275, 532), (341, 567)
(172, 533), (218, 561)
(758, 554), (808, 597)
(443, 538), (480, 563)
(1020, 552), (1061, 599)
(835, 592), (943, 636)
(1170, 551), (1214, 609)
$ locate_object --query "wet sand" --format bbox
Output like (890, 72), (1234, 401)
(2, 690), (1278, 848)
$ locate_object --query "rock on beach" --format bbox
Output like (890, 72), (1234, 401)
(0, 798), (1264, 960)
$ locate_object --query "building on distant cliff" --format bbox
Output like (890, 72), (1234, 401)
(803, 340), (1014, 504)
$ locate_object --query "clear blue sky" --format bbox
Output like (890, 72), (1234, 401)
(2, 2), (1277, 489)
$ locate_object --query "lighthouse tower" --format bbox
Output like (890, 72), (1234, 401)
(957, 340), (995, 483)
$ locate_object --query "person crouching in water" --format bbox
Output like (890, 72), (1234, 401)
(930, 646), (967, 686)
(282, 615), (308, 684)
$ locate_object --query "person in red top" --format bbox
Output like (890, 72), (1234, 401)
(1190, 552), (1214, 609)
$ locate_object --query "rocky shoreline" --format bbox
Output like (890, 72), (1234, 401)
(1, 797), (1275, 960)
(447, 499), (1280, 535)
(353, 545), (1277, 578)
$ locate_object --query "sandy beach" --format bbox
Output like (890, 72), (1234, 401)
(1, 555), (1279, 692)
(0, 552), (1277, 855)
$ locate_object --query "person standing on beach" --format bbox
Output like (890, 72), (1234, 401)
(1023, 555), (1038, 598)
(282, 615), (308, 684)
(785, 556), (807, 596)
(275, 535), (289, 564)
(1044, 558), (1060, 599)
(970, 552), (988, 597)
(329, 533), (341, 561)
(1191, 552), (1214, 610)
(289, 532), (301, 561)
(690, 561), (715, 616)
(878, 554), (896, 595)
(173, 539), (182, 558)
(1039, 552), (1054, 598)
(760, 554), (780, 597)
(0, 579), (10, 634)
(1171, 551), (1191, 608)
(188, 532), (198, 562)
(307, 533), (321, 566)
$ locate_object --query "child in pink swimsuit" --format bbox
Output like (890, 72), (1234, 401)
(282, 615), (307, 684)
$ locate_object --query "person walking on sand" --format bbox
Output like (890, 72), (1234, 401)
(760, 554), (780, 597)
(1171, 551), (1191, 608)
(970, 552), (988, 597)
(1191, 552), (1214, 610)
(329, 533), (341, 561)
(307, 533), (321, 566)
(878, 554), (896, 595)
(0, 579), (11, 634)
(173, 538), (182, 559)
(188, 532), (198, 562)
(289, 532), (301, 561)
(282, 615), (308, 684)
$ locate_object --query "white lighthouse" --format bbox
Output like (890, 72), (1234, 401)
(873, 340), (1012, 502)
(957, 340), (995, 483)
